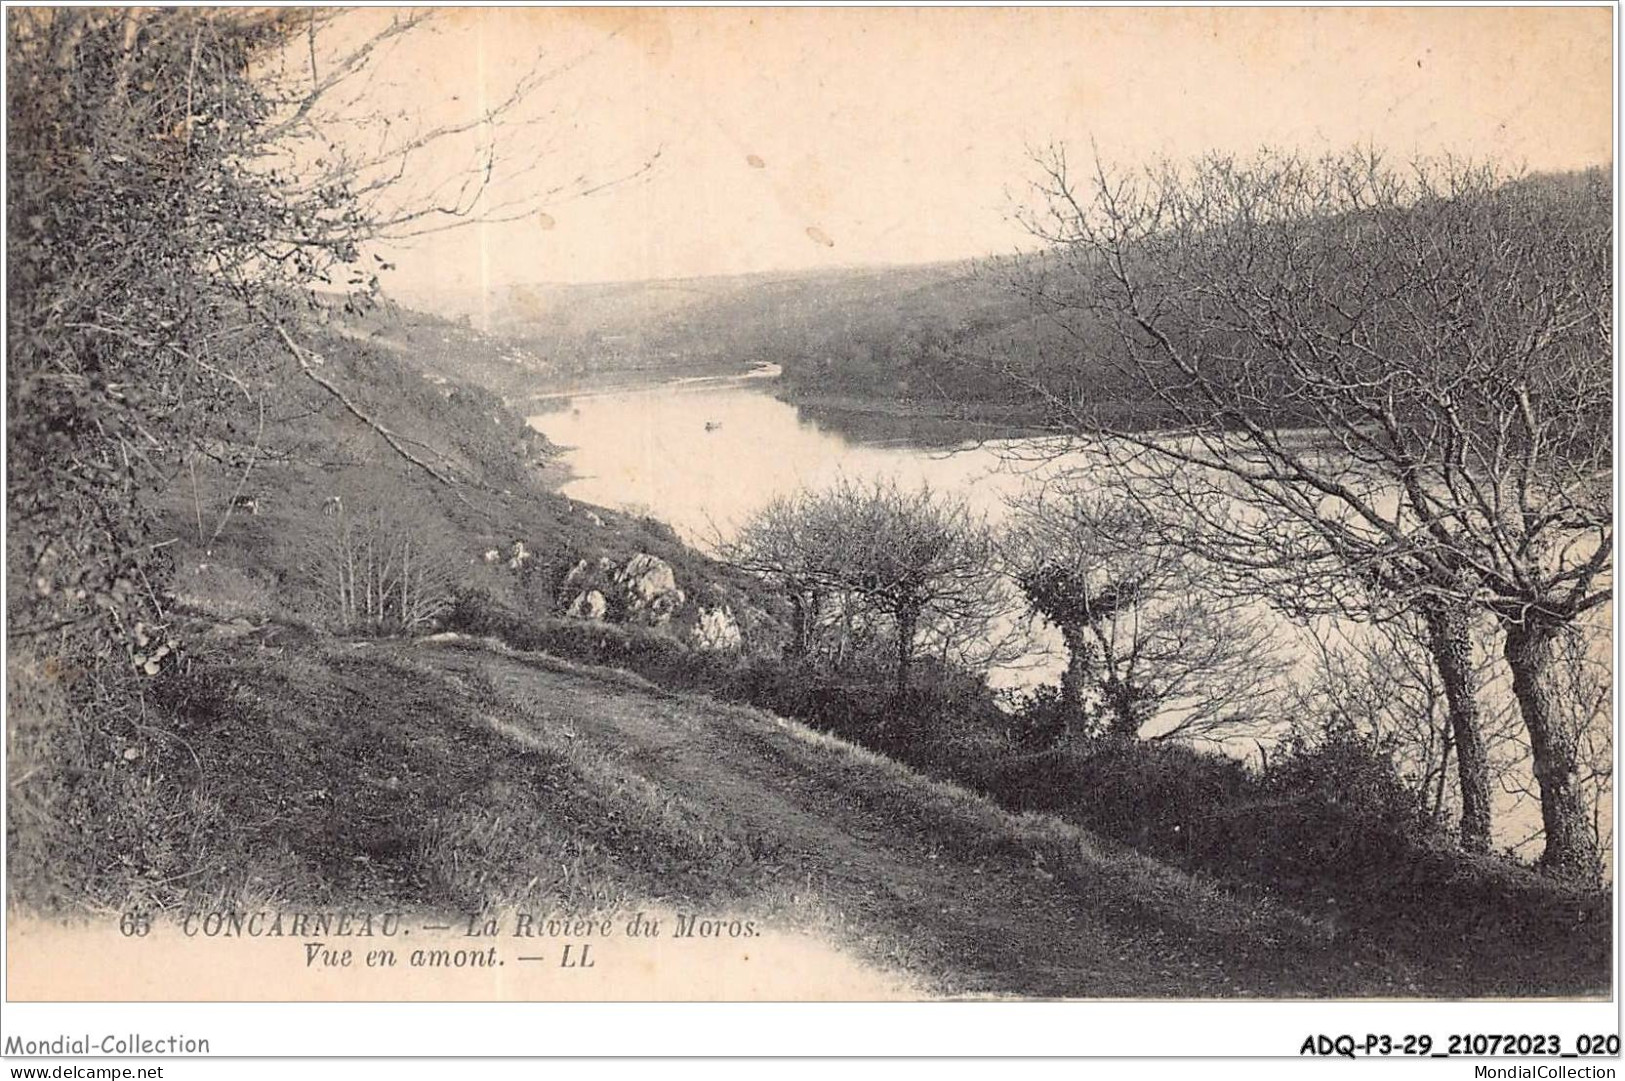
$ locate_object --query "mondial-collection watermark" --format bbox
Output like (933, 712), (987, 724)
(3, 1035), (210, 1056)
(1473, 1069), (1617, 1079)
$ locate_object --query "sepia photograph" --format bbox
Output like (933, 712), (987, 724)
(2, 1), (1618, 1063)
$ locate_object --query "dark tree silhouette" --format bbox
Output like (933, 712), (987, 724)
(1011, 147), (1610, 874)
(1004, 485), (1285, 744)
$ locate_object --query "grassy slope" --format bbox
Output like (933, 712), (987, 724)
(127, 626), (1600, 999)
(151, 299), (783, 646)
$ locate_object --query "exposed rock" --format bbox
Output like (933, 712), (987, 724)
(616, 553), (685, 625)
(583, 510), (605, 528)
(619, 553), (678, 600)
(566, 590), (608, 621)
(482, 549), (501, 564)
(507, 541), (532, 570)
(561, 556), (624, 617)
(690, 606), (742, 652)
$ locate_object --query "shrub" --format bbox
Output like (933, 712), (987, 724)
(998, 684), (1076, 752)
(1205, 714), (1439, 904)
(977, 738), (1253, 857)
(728, 658), (1012, 776)
(1265, 713), (1428, 829)
(445, 585), (518, 640)
(975, 722), (1437, 905)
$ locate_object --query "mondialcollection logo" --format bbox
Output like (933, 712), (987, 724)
(2, 1035), (211, 1056)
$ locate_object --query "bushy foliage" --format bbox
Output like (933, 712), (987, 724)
(1263, 713), (1430, 836)
(723, 477), (1016, 693)
(977, 738), (1253, 848)
(979, 712), (1431, 882)
(995, 684), (1076, 751)
(744, 658), (1013, 768)
(7, 651), (182, 911)
(8, 10), (354, 652)
(966, 715), (1604, 972)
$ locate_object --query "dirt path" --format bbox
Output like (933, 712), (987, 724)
(402, 640), (1423, 998)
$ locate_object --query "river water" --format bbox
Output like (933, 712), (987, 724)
(527, 368), (1070, 687)
(529, 367), (1063, 552)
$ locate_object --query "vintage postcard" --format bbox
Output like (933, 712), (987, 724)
(3, 3), (1616, 1059)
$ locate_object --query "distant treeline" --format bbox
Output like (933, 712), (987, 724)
(433, 168), (1608, 440)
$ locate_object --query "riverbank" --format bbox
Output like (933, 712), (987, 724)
(522, 359), (776, 410)
(775, 391), (1049, 447)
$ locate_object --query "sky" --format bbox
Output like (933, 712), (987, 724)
(296, 6), (1614, 301)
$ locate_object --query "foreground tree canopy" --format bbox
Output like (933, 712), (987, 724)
(8, 9), (567, 656)
(724, 478), (1010, 696)
(1002, 485), (1285, 745)
(11, 10), (303, 648)
(1016, 148), (1611, 877)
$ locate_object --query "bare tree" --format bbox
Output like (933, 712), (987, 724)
(303, 481), (460, 634)
(1290, 614), (1529, 831)
(1003, 484), (1286, 744)
(724, 478), (1015, 697)
(722, 488), (850, 662)
(1011, 147), (1610, 874)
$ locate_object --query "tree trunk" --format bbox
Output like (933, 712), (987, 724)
(1058, 624), (1093, 729)
(786, 592), (809, 660)
(1503, 615), (1598, 880)
(1420, 600), (1493, 854)
(894, 604), (919, 700)
(399, 538), (410, 633)
(838, 593), (854, 671)
(1431, 717), (1454, 826)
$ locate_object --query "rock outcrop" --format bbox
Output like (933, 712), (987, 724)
(558, 552), (689, 627)
(565, 589), (608, 621)
(690, 606), (742, 652)
(615, 553), (685, 625)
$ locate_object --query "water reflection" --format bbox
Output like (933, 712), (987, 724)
(528, 378), (1059, 552)
(528, 376), (1070, 690)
